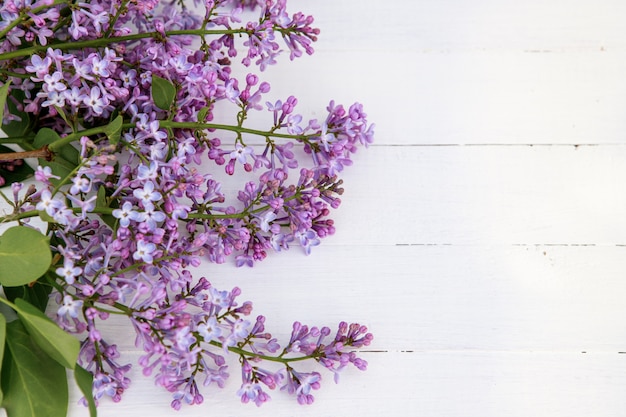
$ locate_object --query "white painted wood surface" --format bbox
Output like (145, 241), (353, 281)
(4, 0), (626, 415)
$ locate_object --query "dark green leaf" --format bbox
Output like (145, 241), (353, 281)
(104, 115), (123, 144)
(0, 227), (51, 287)
(33, 127), (79, 166)
(2, 90), (31, 138)
(14, 299), (79, 370)
(96, 186), (116, 229)
(33, 127), (79, 186)
(0, 314), (6, 405)
(0, 145), (34, 186)
(0, 81), (11, 125)
(3, 280), (52, 313)
(74, 365), (97, 417)
(1, 320), (68, 417)
(151, 75), (176, 110)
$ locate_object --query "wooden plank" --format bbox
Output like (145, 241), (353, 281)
(86, 244), (626, 354)
(332, 145), (626, 244)
(243, 48), (626, 145)
(65, 351), (626, 417)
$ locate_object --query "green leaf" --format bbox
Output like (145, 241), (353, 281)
(104, 115), (123, 144)
(197, 106), (210, 122)
(151, 75), (176, 110)
(33, 128), (79, 185)
(0, 227), (51, 287)
(74, 365), (97, 417)
(0, 314), (6, 405)
(0, 145), (34, 186)
(2, 90), (31, 138)
(14, 299), (79, 370)
(53, 106), (71, 129)
(0, 81), (11, 125)
(33, 128), (79, 166)
(96, 186), (116, 229)
(1, 320), (68, 417)
(3, 280), (52, 313)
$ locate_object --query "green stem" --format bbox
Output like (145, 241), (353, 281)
(47, 123), (133, 152)
(0, 29), (248, 61)
(159, 121), (317, 141)
(0, 0), (71, 42)
(207, 340), (318, 364)
(110, 254), (182, 277)
(0, 206), (115, 224)
(104, 0), (130, 38)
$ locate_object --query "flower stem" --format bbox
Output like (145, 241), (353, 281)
(0, 29), (248, 61)
(0, 0), (71, 42)
(159, 121), (317, 141)
(0, 147), (51, 161)
(207, 340), (318, 364)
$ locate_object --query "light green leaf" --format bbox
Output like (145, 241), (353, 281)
(1, 320), (68, 417)
(104, 115), (123, 144)
(0, 314), (6, 405)
(74, 365), (97, 417)
(0, 227), (51, 287)
(151, 75), (176, 110)
(197, 106), (210, 122)
(0, 81), (11, 125)
(14, 299), (79, 370)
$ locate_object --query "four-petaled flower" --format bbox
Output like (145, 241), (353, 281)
(56, 260), (82, 285)
(133, 240), (157, 263)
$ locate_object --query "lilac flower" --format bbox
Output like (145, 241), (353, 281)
(133, 240), (157, 263)
(41, 91), (65, 108)
(25, 54), (52, 80)
(317, 124), (335, 152)
(229, 144), (253, 165)
(232, 318), (251, 339)
(258, 211), (277, 232)
(0, 0), (374, 409)
(64, 86), (87, 108)
(57, 295), (83, 318)
(70, 175), (91, 195)
(112, 201), (144, 228)
(83, 86), (107, 115)
(197, 316), (222, 342)
(56, 260), (82, 285)
(137, 161), (159, 180)
(91, 56), (111, 77)
(142, 202), (166, 230)
(43, 71), (67, 92)
(133, 181), (162, 204)
(120, 69), (138, 88)
(35, 189), (64, 216)
(294, 229), (320, 255)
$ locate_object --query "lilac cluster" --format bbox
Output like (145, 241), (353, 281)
(0, 0), (373, 409)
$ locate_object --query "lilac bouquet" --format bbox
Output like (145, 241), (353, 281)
(0, 0), (374, 415)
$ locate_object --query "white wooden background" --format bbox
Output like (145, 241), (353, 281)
(4, 0), (626, 416)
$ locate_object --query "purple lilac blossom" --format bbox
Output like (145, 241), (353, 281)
(0, 0), (374, 409)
